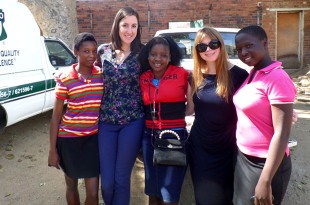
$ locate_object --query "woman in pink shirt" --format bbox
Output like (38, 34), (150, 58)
(233, 25), (296, 205)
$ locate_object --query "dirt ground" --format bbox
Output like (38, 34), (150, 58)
(0, 100), (309, 205)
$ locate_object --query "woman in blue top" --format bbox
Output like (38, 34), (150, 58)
(96, 7), (145, 205)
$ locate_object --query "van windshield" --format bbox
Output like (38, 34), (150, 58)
(159, 32), (239, 59)
(45, 40), (76, 67)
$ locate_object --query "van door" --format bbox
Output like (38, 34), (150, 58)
(0, 1), (49, 127)
(43, 39), (76, 111)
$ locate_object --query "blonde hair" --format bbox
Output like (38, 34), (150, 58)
(191, 27), (232, 102)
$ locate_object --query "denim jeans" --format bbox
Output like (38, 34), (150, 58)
(98, 117), (145, 205)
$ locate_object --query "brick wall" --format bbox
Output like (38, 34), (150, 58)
(262, 0), (310, 68)
(76, 0), (259, 44)
(77, 0), (310, 68)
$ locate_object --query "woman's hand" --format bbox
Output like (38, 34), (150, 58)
(254, 179), (273, 205)
(292, 109), (298, 125)
(48, 98), (64, 169)
(256, 103), (293, 205)
(48, 148), (60, 169)
(185, 83), (195, 116)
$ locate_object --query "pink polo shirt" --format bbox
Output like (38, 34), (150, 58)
(233, 61), (296, 158)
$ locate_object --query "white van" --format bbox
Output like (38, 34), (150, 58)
(155, 27), (250, 72)
(0, 0), (76, 132)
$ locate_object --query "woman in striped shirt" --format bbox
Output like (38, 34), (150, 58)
(48, 32), (103, 205)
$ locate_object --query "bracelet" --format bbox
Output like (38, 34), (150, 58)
(159, 130), (180, 140)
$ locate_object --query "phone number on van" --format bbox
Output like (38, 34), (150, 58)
(0, 85), (34, 100)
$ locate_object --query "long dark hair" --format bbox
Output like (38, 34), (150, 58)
(110, 6), (143, 54)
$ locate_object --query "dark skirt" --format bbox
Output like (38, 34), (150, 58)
(189, 127), (236, 205)
(142, 128), (189, 203)
(57, 134), (100, 179)
(233, 149), (291, 205)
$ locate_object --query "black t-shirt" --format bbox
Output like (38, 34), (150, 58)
(190, 66), (248, 153)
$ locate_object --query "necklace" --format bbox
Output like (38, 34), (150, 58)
(76, 70), (92, 83)
(115, 50), (131, 65)
(74, 66), (91, 81)
(79, 72), (91, 79)
(79, 73), (91, 83)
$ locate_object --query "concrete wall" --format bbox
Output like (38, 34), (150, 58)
(19, 0), (78, 49)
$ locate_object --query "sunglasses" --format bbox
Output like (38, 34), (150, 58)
(196, 40), (221, 52)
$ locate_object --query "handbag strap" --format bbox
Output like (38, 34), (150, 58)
(159, 130), (180, 140)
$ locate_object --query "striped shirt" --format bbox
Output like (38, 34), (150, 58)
(55, 64), (103, 138)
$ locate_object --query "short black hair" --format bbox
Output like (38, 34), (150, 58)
(74, 32), (97, 51)
(236, 25), (268, 41)
(138, 35), (183, 74)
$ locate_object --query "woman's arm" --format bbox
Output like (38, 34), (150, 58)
(185, 82), (195, 116)
(48, 98), (65, 169)
(254, 103), (293, 205)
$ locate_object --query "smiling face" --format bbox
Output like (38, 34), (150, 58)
(235, 33), (268, 69)
(198, 36), (221, 63)
(148, 43), (170, 79)
(118, 15), (138, 48)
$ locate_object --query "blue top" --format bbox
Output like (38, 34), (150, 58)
(98, 44), (144, 125)
(151, 78), (160, 88)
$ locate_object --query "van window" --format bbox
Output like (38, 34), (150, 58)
(45, 40), (76, 66)
(159, 32), (238, 60)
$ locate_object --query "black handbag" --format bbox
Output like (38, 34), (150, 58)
(153, 130), (187, 166)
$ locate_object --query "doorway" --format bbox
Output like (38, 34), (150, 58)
(277, 12), (301, 69)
